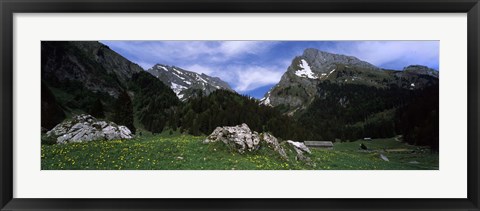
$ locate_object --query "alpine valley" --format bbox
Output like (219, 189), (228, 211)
(41, 41), (439, 170)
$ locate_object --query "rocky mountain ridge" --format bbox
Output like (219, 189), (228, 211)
(147, 64), (233, 101)
(260, 48), (438, 115)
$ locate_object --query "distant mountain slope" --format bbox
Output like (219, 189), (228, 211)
(42, 41), (143, 98)
(260, 48), (438, 115)
(147, 64), (234, 101)
(41, 41), (178, 134)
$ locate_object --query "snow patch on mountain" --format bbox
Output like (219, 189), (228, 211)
(158, 66), (168, 72)
(196, 75), (208, 84)
(329, 68), (336, 75)
(147, 64), (234, 101)
(264, 96), (271, 106)
(295, 59), (318, 79)
(173, 72), (186, 80)
(171, 82), (187, 97)
(173, 68), (184, 75)
(260, 91), (273, 107)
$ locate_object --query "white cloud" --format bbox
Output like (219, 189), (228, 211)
(217, 41), (277, 58)
(182, 64), (284, 92)
(231, 66), (284, 92)
(102, 41), (278, 67)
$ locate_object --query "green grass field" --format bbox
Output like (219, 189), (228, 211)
(41, 133), (438, 170)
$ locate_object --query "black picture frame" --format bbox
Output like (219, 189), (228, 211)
(1, 0), (479, 210)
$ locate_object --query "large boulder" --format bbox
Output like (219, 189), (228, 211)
(204, 123), (307, 161)
(204, 123), (260, 153)
(46, 114), (133, 144)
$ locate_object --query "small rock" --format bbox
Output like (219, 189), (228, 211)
(261, 132), (288, 159)
(176, 156), (184, 160)
(409, 161), (420, 164)
(360, 143), (368, 150)
(287, 140), (311, 154)
(287, 140), (312, 162)
(380, 154), (389, 162)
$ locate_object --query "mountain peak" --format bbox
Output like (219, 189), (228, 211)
(300, 48), (379, 72)
(303, 48), (351, 59)
(260, 48), (439, 115)
(147, 65), (233, 101)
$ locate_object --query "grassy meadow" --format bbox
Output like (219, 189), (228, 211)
(41, 132), (438, 170)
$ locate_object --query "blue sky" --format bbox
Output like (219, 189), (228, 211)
(101, 41), (439, 99)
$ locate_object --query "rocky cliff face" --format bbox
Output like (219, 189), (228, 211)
(260, 48), (438, 115)
(147, 64), (233, 101)
(41, 41), (143, 98)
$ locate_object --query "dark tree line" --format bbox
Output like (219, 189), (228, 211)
(170, 90), (311, 140)
(128, 71), (180, 133)
(297, 81), (439, 149)
(41, 82), (66, 130)
(111, 90), (136, 134)
(298, 82), (411, 141)
(395, 84), (439, 150)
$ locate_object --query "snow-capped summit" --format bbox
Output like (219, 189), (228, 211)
(147, 64), (234, 101)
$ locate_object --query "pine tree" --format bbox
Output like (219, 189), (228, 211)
(111, 90), (136, 134)
(88, 98), (105, 118)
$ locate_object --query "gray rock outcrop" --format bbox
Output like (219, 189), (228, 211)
(204, 123), (310, 161)
(261, 133), (288, 159)
(204, 123), (260, 153)
(287, 140), (312, 162)
(46, 114), (133, 144)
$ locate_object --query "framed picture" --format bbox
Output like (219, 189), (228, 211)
(1, 0), (479, 210)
